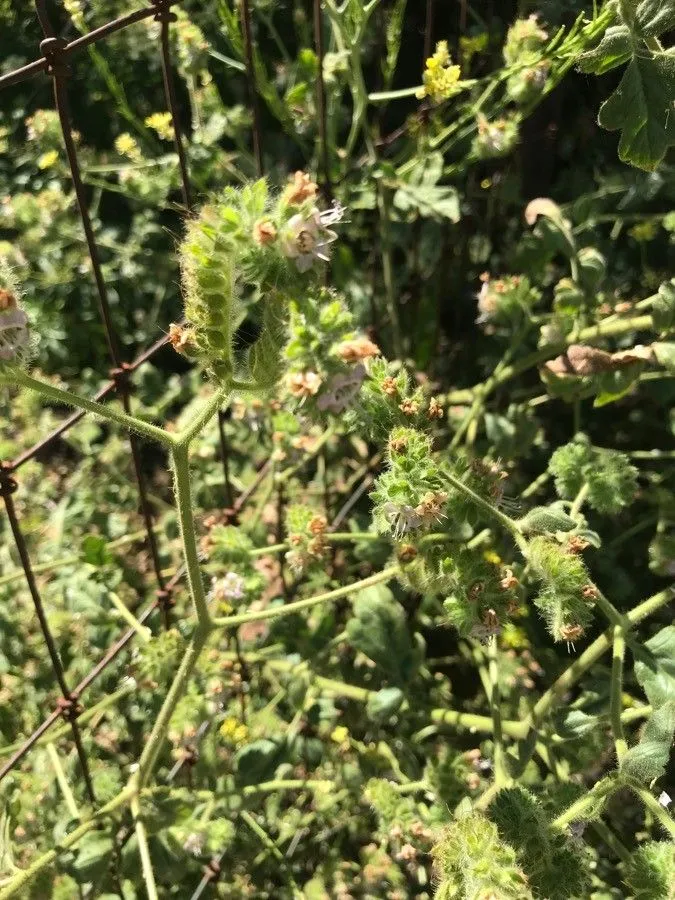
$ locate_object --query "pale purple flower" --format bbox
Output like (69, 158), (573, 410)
(211, 571), (246, 603)
(280, 203), (345, 272)
(382, 502), (422, 537)
(183, 832), (204, 856)
(317, 364), (365, 413)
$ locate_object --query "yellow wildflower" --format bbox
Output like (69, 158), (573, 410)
(37, 150), (58, 170)
(416, 41), (461, 105)
(145, 112), (174, 141)
(219, 716), (249, 746)
(115, 133), (142, 161)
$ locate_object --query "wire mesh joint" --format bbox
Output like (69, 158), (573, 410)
(152, 1), (178, 23)
(202, 857), (221, 883)
(156, 586), (175, 612)
(56, 693), (84, 723)
(109, 363), (135, 397)
(39, 37), (70, 77)
(0, 462), (18, 496)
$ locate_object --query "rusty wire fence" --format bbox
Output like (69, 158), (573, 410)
(0, 0), (433, 893)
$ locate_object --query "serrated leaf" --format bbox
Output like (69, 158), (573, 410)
(393, 183), (460, 222)
(553, 709), (598, 740)
(598, 54), (675, 172)
(578, 25), (632, 74)
(69, 833), (114, 882)
(634, 626), (675, 706)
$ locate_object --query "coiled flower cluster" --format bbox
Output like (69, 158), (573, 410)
(175, 174), (344, 388)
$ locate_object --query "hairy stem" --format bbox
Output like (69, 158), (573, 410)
(131, 795), (159, 900)
(213, 566), (399, 628)
(46, 743), (80, 820)
(9, 369), (175, 448)
(172, 445), (210, 626)
(610, 626), (628, 763)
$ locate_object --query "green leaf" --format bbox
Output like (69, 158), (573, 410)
(652, 279), (675, 333)
(367, 687), (404, 722)
(518, 505), (577, 535)
(69, 833), (114, 883)
(578, 25), (632, 74)
(635, 0), (675, 37)
(622, 700), (675, 782)
(652, 342), (675, 372)
(346, 586), (424, 684)
(598, 53), (675, 172)
(622, 626), (675, 782)
(81, 534), (111, 567)
(393, 172), (460, 222)
(234, 739), (282, 786)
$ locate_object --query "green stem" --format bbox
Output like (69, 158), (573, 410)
(46, 743), (80, 820)
(175, 387), (229, 447)
(530, 585), (674, 732)
(368, 85), (421, 102)
(213, 566), (398, 628)
(108, 591), (152, 643)
(131, 795), (159, 900)
(10, 369), (175, 449)
(445, 471), (524, 545)
(427, 709), (527, 739)
(610, 626), (628, 763)
(633, 786), (675, 839)
(487, 640), (509, 786)
(445, 313), (656, 405)
(552, 776), (617, 829)
(377, 184), (404, 359)
(570, 482), (589, 519)
(171, 445), (210, 627)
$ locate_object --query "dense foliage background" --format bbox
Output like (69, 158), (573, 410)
(0, 0), (674, 898)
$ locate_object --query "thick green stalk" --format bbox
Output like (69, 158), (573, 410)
(9, 369), (175, 448)
(610, 626), (628, 763)
(175, 387), (229, 446)
(445, 471), (525, 547)
(131, 795), (159, 900)
(213, 566), (399, 628)
(487, 640), (509, 786)
(171, 445), (210, 626)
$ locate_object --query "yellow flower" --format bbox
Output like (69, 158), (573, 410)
(483, 549), (502, 566)
(145, 112), (174, 141)
(37, 150), (59, 170)
(115, 133), (142, 161)
(219, 716), (249, 746)
(417, 41), (461, 104)
(331, 725), (349, 745)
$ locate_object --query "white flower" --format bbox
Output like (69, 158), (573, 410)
(183, 832), (204, 856)
(317, 364), (365, 413)
(382, 502), (422, 537)
(211, 571), (245, 603)
(0, 305), (29, 363)
(658, 790), (672, 808)
(280, 203), (345, 272)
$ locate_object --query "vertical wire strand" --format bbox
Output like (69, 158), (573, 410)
(424, 0), (435, 61)
(240, 0), (263, 176)
(156, 5), (192, 210)
(313, 0), (331, 194)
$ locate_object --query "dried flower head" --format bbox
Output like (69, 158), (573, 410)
(283, 170), (319, 205)
(253, 219), (277, 245)
(168, 322), (195, 355)
(397, 543), (418, 563)
(559, 623), (584, 642)
(381, 376), (398, 396)
(399, 398), (419, 416)
(308, 514), (328, 535)
(499, 568), (518, 591)
(335, 337), (381, 363)
(428, 397), (444, 419)
(415, 490), (448, 526)
(287, 370), (322, 398)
